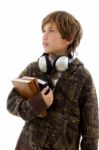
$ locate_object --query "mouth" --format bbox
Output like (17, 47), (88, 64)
(43, 42), (49, 48)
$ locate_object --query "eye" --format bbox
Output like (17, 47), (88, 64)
(42, 29), (46, 33)
(49, 29), (54, 32)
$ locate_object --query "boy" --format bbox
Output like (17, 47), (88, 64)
(7, 10), (99, 150)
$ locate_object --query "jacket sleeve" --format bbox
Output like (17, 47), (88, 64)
(79, 73), (99, 150)
(7, 62), (48, 121)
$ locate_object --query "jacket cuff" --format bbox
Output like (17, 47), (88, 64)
(28, 93), (48, 116)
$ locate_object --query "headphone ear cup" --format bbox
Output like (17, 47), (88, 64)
(54, 56), (69, 72)
(38, 54), (53, 73)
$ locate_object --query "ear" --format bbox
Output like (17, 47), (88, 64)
(64, 39), (74, 45)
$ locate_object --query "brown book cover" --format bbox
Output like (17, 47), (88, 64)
(12, 77), (39, 98)
(22, 76), (41, 93)
(11, 76), (48, 117)
(22, 76), (48, 92)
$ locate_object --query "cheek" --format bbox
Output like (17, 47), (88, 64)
(49, 36), (56, 41)
(61, 40), (68, 47)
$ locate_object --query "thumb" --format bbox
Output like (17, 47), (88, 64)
(41, 86), (49, 94)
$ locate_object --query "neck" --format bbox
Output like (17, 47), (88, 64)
(49, 52), (67, 59)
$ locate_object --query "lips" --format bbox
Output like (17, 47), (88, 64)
(43, 42), (49, 47)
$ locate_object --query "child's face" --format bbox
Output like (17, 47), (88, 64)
(42, 23), (71, 56)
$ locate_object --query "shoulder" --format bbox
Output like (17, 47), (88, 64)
(69, 58), (94, 86)
(26, 61), (38, 69)
(73, 58), (92, 78)
(26, 58), (41, 71)
(19, 60), (40, 77)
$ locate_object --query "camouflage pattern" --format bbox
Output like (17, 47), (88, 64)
(7, 58), (99, 150)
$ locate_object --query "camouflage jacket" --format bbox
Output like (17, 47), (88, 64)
(7, 58), (99, 150)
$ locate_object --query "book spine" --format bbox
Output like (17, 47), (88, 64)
(33, 79), (41, 93)
(28, 80), (38, 97)
(21, 76), (38, 97)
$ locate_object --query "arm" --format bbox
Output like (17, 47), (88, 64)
(79, 73), (99, 150)
(7, 62), (48, 121)
(7, 88), (48, 120)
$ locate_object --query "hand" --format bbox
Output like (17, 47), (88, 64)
(41, 86), (53, 107)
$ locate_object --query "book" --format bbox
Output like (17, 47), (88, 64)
(22, 76), (48, 93)
(12, 76), (48, 98)
(11, 76), (48, 118)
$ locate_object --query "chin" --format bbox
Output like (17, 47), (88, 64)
(44, 49), (53, 53)
(44, 50), (51, 54)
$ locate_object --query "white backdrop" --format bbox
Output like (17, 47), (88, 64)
(0, 0), (99, 149)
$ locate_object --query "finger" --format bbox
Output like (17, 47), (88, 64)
(46, 89), (53, 96)
(41, 86), (49, 93)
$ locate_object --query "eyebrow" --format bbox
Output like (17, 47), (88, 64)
(43, 25), (56, 29)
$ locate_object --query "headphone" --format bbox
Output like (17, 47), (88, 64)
(38, 53), (73, 74)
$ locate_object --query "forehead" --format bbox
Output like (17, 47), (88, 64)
(43, 22), (56, 28)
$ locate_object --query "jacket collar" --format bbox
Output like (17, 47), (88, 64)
(60, 58), (84, 79)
